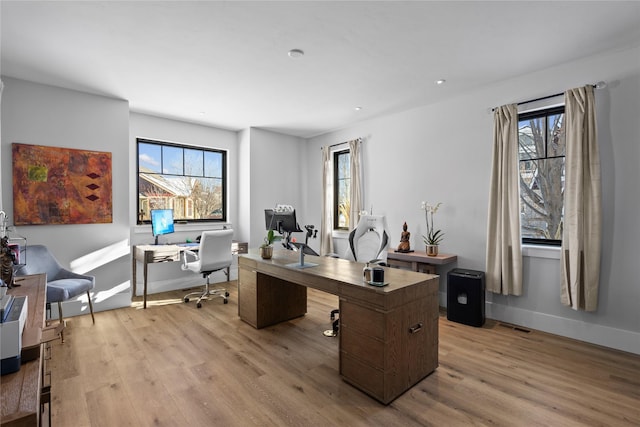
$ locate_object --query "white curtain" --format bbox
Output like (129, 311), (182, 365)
(561, 85), (601, 311)
(486, 104), (523, 295)
(348, 138), (363, 232)
(320, 146), (334, 256)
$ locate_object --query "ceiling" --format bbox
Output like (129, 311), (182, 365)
(2, 1), (640, 138)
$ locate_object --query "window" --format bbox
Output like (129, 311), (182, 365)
(334, 149), (350, 230)
(518, 106), (565, 245)
(136, 138), (226, 224)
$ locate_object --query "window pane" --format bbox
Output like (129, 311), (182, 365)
(518, 117), (545, 160)
(204, 151), (223, 178)
(192, 177), (223, 219)
(519, 158), (565, 240)
(337, 178), (350, 228)
(337, 152), (350, 179)
(334, 150), (351, 229)
(547, 113), (565, 157)
(137, 138), (226, 224)
(184, 149), (204, 176)
(138, 143), (162, 173)
(162, 146), (183, 175)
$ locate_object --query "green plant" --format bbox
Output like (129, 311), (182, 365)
(261, 229), (281, 248)
(421, 201), (444, 245)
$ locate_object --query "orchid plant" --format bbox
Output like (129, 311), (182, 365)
(421, 201), (444, 245)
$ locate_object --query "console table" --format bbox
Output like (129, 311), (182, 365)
(132, 241), (248, 308)
(237, 250), (439, 404)
(386, 249), (457, 274)
(1, 273), (50, 427)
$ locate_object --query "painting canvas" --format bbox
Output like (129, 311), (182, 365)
(12, 143), (113, 225)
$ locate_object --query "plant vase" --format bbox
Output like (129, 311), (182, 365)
(259, 245), (273, 259)
(426, 244), (439, 257)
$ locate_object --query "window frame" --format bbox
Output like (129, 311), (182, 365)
(136, 138), (227, 225)
(518, 105), (565, 247)
(333, 148), (350, 230)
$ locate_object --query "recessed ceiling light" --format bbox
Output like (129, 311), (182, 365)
(288, 49), (304, 58)
(435, 79), (446, 85)
(198, 111), (206, 115)
(354, 106), (362, 111)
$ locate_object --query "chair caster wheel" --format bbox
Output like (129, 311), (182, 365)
(184, 297), (189, 303)
(225, 292), (230, 297)
(197, 302), (202, 308)
(223, 299), (228, 304)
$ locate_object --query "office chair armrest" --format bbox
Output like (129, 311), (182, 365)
(182, 249), (199, 268)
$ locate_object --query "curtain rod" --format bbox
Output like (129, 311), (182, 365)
(321, 137), (362, 150)
(491, 81), (606, 112)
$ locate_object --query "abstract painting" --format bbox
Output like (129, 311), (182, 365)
(12, 143), (112, 225)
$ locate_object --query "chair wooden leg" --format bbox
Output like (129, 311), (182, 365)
(86, 290), (95, 324)
(57, 301), (65, 343)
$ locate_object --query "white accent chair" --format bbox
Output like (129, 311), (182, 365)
(15, 245), (95, 342)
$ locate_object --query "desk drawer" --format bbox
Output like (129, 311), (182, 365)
(233, 241), (248, 254)
(340, 352), (384, 400)
(339, 300), (384, 340)
(340, 324), (384, 369)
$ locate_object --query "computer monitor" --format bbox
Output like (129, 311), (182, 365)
(151, 209), (175, 244)
(264, 208), (302, 234)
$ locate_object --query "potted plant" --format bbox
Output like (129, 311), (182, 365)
(259, 229), (281, 259)
(421, 201), (444, 256)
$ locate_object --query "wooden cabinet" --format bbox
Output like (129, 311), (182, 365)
(339, 279), (438, 404)
(238, 257), (306, 329)
(1, 273), (50, 427)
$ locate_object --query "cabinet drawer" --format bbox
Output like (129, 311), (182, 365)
(340, 352), (384, 400)
(340, 324), (384, 369)
(339, 300), (384, 340)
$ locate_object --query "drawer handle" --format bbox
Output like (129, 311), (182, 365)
(409, 322), (423, 334)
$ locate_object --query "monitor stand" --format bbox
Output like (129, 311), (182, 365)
(285, 243), (317, 269)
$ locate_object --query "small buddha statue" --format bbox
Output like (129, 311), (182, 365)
(397, 221), (411, 252)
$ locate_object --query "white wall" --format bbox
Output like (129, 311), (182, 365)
(245, 128), (312, 251)
(1, 77), (131, 314)
(305, 45), (640, 354)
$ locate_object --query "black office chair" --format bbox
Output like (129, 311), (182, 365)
(181, 229), (233, 308)
(324, 215), (389, 337)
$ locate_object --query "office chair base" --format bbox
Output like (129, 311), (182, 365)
(183, 289), (229, 308)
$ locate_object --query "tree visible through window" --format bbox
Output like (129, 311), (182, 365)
(518, 106), (565, 245)
(334, 149), (350, 230)
(136, 138), (226, 223)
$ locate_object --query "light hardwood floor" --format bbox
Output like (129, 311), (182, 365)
(49, 282), (640, 426)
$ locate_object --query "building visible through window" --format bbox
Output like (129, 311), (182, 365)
(518, 106), (565, 245)
(136, 138), (226, 223)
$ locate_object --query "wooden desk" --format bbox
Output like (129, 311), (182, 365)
(132, 241), (248, 309)
(237, 250), (439, 404)
(387, 249), (457, 274)
(1, 273), (47, 427)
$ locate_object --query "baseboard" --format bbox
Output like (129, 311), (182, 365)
(485, 300), (640, 355)
(439, 291), (639, 355)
